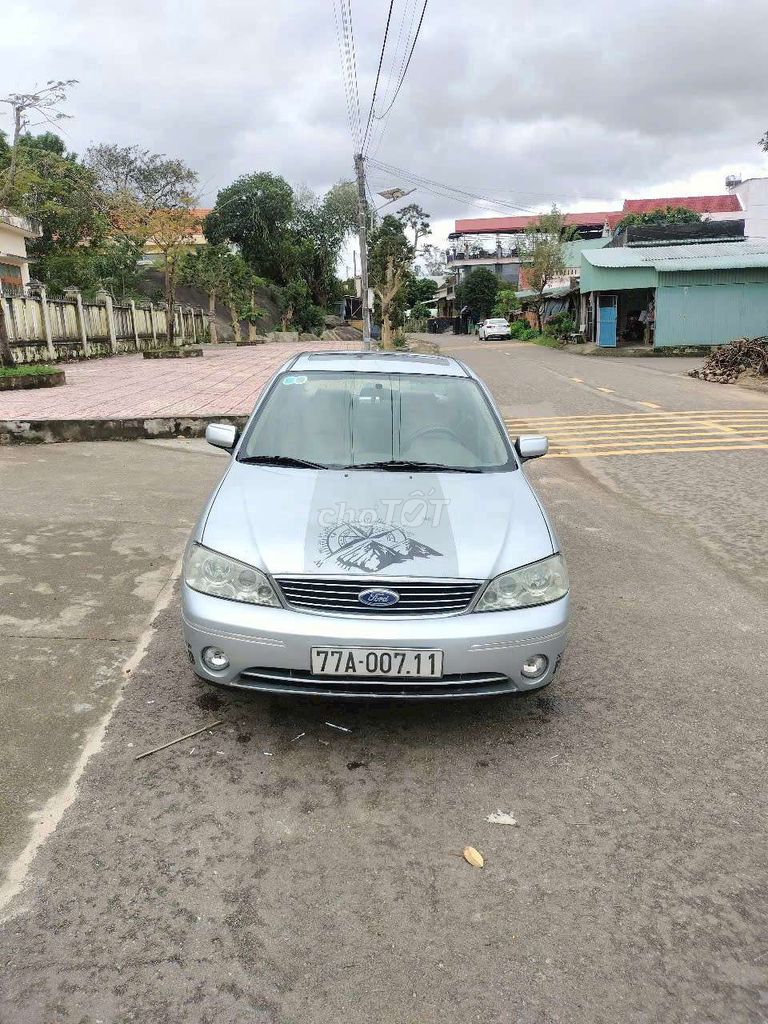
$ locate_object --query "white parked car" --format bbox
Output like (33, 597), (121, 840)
(478, 318), (511, 341)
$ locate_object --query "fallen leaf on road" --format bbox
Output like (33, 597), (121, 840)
(463, 846), (484, 868)
(486, 810), (518, 826)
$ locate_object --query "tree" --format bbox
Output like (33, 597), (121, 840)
(516, 206), (576, 332)
(0, 131), (108, 290)
(321, 180), (359, 241)
(85, 144), (198, 213)
(368, 215), (414, 349)
(616, 205), (701, 232)
(405, 275), (438, 309)
(455, 267), (500, 321)
(493, 287), (520, 320)
(204, 172), (295, 283)
(396, 203), (431, 253)
(279, 277), (324, 335)
(218, 254), (262, 344)
(420, 243), (447, 277)
(0, 80), (77, 202)
(759, 131), (768, 152)
(292, 184), (355, 308)
(180, 244), (234, 343)
(121, 203), (199, 344)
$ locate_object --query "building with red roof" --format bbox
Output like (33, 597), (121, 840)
(445, 187), (760, 304)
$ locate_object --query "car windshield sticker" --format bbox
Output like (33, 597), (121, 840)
(305, 475), (459, 575)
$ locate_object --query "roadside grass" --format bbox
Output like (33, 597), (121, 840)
(526, 334), (564, 349)
(0, 364), (59, 377)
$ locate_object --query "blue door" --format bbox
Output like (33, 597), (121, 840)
(597, 294), (617, 347)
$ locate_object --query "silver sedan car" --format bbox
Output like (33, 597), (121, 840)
(181, 351), (569, 699)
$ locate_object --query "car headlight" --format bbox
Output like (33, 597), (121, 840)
(475, 554), (569, 611)
(184, 543), (281, 607)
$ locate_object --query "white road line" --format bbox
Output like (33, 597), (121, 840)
(0, 555), (185, 919)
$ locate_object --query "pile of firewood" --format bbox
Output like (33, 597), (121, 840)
(689, 337), (768, 384)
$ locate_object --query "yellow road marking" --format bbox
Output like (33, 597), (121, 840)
(504, 407), (768, 420)
(638, 401), (662, 409)
(548, 434), (768, 451)
(504, 410), (768, 425)
(504, 408), (768, 458)
(517, 424), (768, 440)
(547, 444), (768, 459)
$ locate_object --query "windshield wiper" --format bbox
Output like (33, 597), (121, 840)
(344, 459), (483, 473)
(238, 454), (327, 469)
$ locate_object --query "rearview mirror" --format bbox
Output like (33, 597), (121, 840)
(516, 435), (548, 461)
(206, 423), (238, 451)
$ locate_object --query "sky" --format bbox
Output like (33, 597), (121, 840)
(3, 0), (768, 258)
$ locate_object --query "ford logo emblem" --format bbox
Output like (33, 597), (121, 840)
(358, 587), (400, 608)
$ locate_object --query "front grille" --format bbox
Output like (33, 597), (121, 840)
(274, 576), (481, 615)
(237, 667), (515, 698)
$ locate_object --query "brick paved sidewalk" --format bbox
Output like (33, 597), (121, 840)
(0, 342), (359, 421)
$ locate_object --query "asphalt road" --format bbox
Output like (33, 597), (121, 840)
(1, 343), (767, 1024)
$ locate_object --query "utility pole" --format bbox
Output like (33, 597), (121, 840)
(353, 152), (372, 350)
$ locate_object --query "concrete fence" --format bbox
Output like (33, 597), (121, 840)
(1, 284), (208, 364)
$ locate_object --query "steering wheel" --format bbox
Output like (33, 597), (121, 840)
(406, 426), (463, 446)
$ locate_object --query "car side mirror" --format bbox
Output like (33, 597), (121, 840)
(206, 423), (238, 451)
(516, 435), (548, 461)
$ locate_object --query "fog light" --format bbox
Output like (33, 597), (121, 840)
(521, 654), (548, 679)
(201, 646), (230, 671)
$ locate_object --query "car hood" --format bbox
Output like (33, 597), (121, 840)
(201, 463), (555, 580)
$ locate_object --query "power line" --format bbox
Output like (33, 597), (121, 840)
(334, 0), (362, 147)
(342, 0), (363, 146)
(368, 158), (540, 213)
(373, 0), (429, 121)
(361, 0), (395, 154)
(333, 0), (358, 145)
(367, 0), (417, 158)
(333, 1), (357, 144)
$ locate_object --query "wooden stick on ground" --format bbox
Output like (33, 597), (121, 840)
(134, 720), (224, 761)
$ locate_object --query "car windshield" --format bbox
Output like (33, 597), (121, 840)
(488, 319), (508, 325)
(238, 370), (514, 472)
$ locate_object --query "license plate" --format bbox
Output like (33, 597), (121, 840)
(310, 647), (444, 679)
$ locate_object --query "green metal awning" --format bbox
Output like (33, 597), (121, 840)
(583, 241), (768, 272)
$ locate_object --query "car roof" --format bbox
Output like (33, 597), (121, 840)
(288, 350), (470, 377)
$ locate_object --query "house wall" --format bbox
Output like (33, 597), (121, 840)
(0, 225), (28, 261)
(655, 269), (768, 347)
(0, 224), (32, 288)
(732, 178), (768, 241)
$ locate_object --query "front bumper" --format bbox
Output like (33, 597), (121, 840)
(181, 584), (569, 699)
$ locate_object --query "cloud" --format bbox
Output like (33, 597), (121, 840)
(2, 0), (768, 251)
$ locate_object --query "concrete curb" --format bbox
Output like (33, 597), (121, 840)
(0, 415), (249, 445)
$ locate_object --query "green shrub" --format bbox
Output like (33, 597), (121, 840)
(544, 312), (576, 339)
(510, 322), (538, 340)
